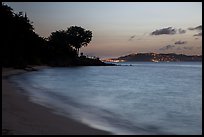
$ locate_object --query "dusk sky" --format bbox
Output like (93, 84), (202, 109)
(5, 2), (202, 58)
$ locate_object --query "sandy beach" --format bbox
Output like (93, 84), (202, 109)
(2, 67), (110, 135)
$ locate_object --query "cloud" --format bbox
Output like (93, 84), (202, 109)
(159, 44), (194, 51)
(159, 45), (175, 51)
(128, 35), (136, 41)
(151, 27), (177, 35)
(183, 46), (193, 50)
(176, 46), (193, 50)
(188, 25), (202, 37)
(174, 40), (187, 45)
(178, 28), (186, 34)
(193, 32), (202, 36)
(176, 47), (182, 50)
(129, 33), (147, 41)
(188, 25), (202, 31)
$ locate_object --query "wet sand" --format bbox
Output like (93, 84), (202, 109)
(2, 67), (111, 135)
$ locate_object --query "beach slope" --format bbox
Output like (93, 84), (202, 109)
(2, 68), (110, 135)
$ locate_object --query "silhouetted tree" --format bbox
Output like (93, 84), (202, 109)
(47, 30), (77, 66)
(66, 26), (92, 56)
(48, 30), (68, 49)
(1, 3), (46, 67)
(2, 3), (109, 67)
(47, 26), (92, 64)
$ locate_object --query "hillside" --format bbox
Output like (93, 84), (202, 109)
(104, 53), (202, 62)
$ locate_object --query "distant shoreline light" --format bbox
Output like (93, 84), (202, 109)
(102, 53), (202, 63)
(102, 59), (125, 63)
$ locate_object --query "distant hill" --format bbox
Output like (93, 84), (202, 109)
(104, 53), (202, 62)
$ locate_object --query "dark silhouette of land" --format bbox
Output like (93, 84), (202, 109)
(1, 3), (114, 69)
(105, 53), (202, 62)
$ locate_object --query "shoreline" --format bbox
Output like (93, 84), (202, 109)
(2, 67), (111, 135)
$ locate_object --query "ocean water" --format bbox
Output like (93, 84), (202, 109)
(9, 62), (202, 135)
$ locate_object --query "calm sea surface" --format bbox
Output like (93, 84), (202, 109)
(10, 62), (202, 135)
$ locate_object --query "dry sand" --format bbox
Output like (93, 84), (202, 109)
(2, 67), (110, 135)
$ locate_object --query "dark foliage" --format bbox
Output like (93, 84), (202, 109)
(1, 3), (46, 67)
(66, 26), (92, 55)
(1, 3), (109, 68)
(47, 30), (78, 66)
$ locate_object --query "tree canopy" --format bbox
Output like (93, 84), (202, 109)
(2, 3), (44, 67)
(2, 3), (109, 67)
(67, 26), (92, 55)
(48, 26), (93, 56)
